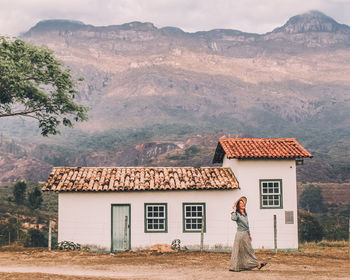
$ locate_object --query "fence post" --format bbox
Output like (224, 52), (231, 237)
(123, 216), (128, 251)
(274, 215), (277, 254)
(200, 216), (204, 252)
(48, 219), (52, 251)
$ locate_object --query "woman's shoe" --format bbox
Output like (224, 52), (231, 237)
(257, 263), (267, 270)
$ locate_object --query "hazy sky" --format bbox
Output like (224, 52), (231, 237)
(1, 0), (350, 36)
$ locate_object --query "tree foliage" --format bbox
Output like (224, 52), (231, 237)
(0, 37), (88, 136)
(13, 180), (27, 205)
(28, 186), (43, 210)
(299, 184), (326, 213)
(0, 219), (17, 245)
(298, 211), (324, 242)
(24, 228), (47, 247)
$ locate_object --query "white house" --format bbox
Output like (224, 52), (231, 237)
(212, 138), (312, 250)
(42, 137), (312, 251)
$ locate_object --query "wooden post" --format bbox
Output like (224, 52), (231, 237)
(123, 216), (128, 251)
(48, 220), (52, 251)
(200, 216), (204, 252)
(16, 214), (19, 242)
(274, 215), (277, 254)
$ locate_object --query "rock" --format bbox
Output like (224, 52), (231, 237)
(149, 244), (173, 253)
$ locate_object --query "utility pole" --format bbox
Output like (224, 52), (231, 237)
(48, 219), (52, 251)
(200, 216), (204, 252)
(274, 215), (277, 254)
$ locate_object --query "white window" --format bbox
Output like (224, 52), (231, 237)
(183, 203), (206, 232)
(145, 203), (167, 232)
(260, 180), (283, 209)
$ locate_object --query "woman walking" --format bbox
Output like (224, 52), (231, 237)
(229, 196), (266, 272)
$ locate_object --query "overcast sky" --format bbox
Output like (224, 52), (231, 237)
(1, 0), (350, 36)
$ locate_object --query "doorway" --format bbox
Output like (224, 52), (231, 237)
(111, 204), (131, 251)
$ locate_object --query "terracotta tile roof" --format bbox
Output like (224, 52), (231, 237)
(42, 167), (239, 192)
(213, 138), (312, 163)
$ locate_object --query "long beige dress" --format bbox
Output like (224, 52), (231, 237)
(229, 212), (259, 271)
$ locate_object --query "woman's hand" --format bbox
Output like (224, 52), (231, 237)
(233, 205), (237, 212)
(248, 233), (252, 241)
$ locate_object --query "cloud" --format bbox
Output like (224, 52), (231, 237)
(1, 0), (350, 36)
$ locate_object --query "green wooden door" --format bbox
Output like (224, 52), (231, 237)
(111, 204), (130, 251)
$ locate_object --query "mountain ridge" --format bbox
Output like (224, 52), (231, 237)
(0, 10), (349, 184)
(22, 10), (350, 61)
(24, 10), (350, 36)
(272, 10), (350, 34)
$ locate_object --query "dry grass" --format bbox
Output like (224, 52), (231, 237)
(0, 242), (349, 279)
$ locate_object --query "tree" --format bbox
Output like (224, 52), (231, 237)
(25, 228), (47, 247)
(0, 37), (88, 136)
(299, 184), (326, 213)
(298, 211), (324, 242)
(13, 180), (27, 205)
(0, 219), (17, 245)
(185, 145), (200, 156)
(28, 186), (43, 210)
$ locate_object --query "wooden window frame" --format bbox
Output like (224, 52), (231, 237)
(182, 202), (206, 233)
(144, 203), (168, 233)
(259, 179), (283, 209)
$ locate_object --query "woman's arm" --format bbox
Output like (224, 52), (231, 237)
(231, 208), (239, 221)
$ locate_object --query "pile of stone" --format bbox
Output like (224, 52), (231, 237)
(57, 241), (89, 251)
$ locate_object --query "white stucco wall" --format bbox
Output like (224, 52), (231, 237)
(58, 190), (243, 251)
(223, 157), (298, 249)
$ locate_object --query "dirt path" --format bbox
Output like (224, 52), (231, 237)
(0, 246), (349, 280)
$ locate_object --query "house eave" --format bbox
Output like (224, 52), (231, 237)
(48, 187), (240, 193)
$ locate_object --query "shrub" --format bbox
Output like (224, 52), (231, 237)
(24, 229), (47, 247)
(299, 184), (326, 213)
(28, 186), (43, 210)
(299, 211), (324, 242)
(13, 180), (27, 205)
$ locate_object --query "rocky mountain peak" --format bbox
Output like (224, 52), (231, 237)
(118, 21), (157, 31)
(22, 19), (158, 37)
(272, 10), (350, 34)
(23, 19), (86, 36)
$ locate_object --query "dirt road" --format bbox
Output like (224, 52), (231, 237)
(0, 244), (349, 279)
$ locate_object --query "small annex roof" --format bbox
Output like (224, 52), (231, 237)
(42, 166), (239, 192)
(213, 138), (312, 163)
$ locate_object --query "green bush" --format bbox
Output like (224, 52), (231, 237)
(298, 211), (324, 242)
(299, 185), (326, 213)
(13, 180), (27, 205)
(318, 212), (349, 241)
(25, 228), (47, 247)
(0, 221), (16, 246)
(28, 186), (43, 210)
(185, 145), (200, 156)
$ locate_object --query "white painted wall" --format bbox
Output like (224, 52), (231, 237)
(58, 158), (299, 251)
(223, 157), (298, 249)
(58, 190), (243, 251)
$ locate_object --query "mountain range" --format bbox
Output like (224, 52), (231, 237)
(0, 10), (349, 184)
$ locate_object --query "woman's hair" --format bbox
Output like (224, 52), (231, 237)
(236, 199), (247, 215)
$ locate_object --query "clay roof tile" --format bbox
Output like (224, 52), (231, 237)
(42, 166), (238, 192)
(213, 138), (312, 163)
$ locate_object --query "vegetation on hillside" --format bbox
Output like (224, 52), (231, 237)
(0, 119), (349, 183)
(0, 181), (57, 247)
(298, 185), (350, 242)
